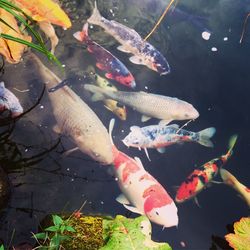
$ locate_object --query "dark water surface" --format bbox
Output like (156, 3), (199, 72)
(0, 0), (250, 249)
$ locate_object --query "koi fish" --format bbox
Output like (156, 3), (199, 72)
(0, 9), (31, 64)
(12, 0), (72, 54)
(28, 53), (113, 165)
(175, 135), (238, 203)
(109, 119), (178, 228)
(87, 2), (170, 75)
(122, 123), (216, 158)
(93, 73), (127, 120)
(220, 169), (250, 208)
(73, 23), (136, 88)
(84, 84), (199, 124)
(0, 81), (23, 117)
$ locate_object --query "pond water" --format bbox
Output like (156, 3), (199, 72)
(0, 0), (250, 249)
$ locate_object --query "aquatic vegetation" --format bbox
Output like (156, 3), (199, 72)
(0, 245), (4, 250)
(33, 214), (76, 250)
(101, 215), (172, 250)
(225, 217), (250, 250)
(38, 214), (172, 250)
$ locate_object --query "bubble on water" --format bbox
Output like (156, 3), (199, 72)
(101, 201), (104, 204)
(25, 148), (28, 152)
(90, 25), (93, 29)
(145, 86), (148, 90)
(67, 168), (70, 171)
(223, 37), (228, 41)
(71, 178), (74, 182)
(62, 64), (66, 68)
(115, 177), (119, 181)
(40, 105), (44, 109)
(202, 31), (211, 40)
(211, 47), (218, 52)
(121, 130), (124, 133)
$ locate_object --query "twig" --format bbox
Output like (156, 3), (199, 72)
(144, 0), (175, 41)
(240, 12), (250, 43)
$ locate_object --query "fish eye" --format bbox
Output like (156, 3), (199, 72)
(155, 211), (159, 216)
(184, 113), (189, 118)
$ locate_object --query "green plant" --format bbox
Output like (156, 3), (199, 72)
(0, 245), (4, 250)
(33, 215), (76, 250)
(0, 0), (61, 66)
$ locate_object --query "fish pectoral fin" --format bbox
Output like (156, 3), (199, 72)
(159, 119), (172, 127)
(144, 148), (151, 162)
(156, 147), (166, 154)
(193, 197), (201, 208)
(129, 56), (145, 65)
(134, 156), (144, 168)
(123, 204), (143, 215)
(62, 147), (79, 157)
(116, 194), (130, 205)
(141, 115), (151, 122)
(211, 180), (223, 184)
(105, 73), (114, 80)
(91, 93), (105, 102)
(117, 45), (131, 53)
(53, 125), (61, 134)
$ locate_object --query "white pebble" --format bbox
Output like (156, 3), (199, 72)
(202, 31), (211, 40)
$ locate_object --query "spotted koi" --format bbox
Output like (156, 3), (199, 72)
(175, 135), (238, 203)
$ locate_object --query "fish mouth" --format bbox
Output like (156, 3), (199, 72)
(160, 70), (170, 76)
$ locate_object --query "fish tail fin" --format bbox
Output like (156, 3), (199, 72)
(197, 127), (216, 147)
(225, 134), (238, 159)
(73, 23), (88, 42)
(87, 1), (102, 25)
(84, 84), (106, 102)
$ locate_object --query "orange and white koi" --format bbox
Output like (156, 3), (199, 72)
(220, 169), (250, 207)
(109, 119), (178, 228)
(175, 135), (238, 203)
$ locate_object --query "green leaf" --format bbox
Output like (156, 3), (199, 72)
(33, 232), (47, 240)
(45, 226), (59, 232)
(101, 215), (172, 250)
(65, 226), (76, 233)
(60, 225), (66, 234)
(58, 235), (71, 241)
(0, 244), (4, 250)
(225, 217), (250, 250)
(52, 215), (63, 226)
(50, 234), (60, 249)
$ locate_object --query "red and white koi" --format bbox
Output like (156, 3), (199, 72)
(0, 81), (23, 117)
(122, 123), (216, 159)
(220, 169), (250, 207)
(87, 2), (170, 75)
(175, 135), (238, 203)
(109, 119), (178, 228)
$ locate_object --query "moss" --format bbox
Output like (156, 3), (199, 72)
(62, 214), (106, 250)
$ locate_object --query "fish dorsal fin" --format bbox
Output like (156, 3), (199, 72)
(123, 204), (143, 215)
(141, 115), (151, 122)
(159, 119), (172, 127)
(116, 194), (130, 205)
(130, 126), (141, 132)
(0, 81), (5, 88)
(134, 156), (144, 169)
